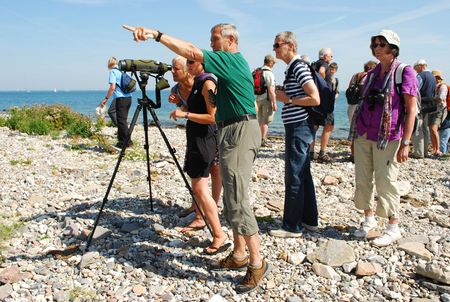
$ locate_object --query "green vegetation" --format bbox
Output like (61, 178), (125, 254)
(10, 158), (32, 166)
(0, 214), (24, 264)
(68, 287), (98, 301)
(3, 104), (93, 138)
(0, 116), (7, 127)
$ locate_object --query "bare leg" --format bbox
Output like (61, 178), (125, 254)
(429, 124), (441, 154)
(210, 164), (222, 204)
(260, 123), (269, 141)
(320, 124), (334, 153)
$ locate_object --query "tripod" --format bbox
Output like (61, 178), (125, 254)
(86, 71), (212, 250)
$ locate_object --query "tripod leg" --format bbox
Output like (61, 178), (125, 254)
(146, 106), (213, 236)
(86, 102), (143, 250)
(141, 104), (154, 211)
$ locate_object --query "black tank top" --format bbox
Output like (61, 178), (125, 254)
(186, 73), (217, 137)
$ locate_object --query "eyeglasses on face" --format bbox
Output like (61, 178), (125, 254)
(187, 60), (195, 65)
(273, 42), (289, 49)
(371, 42), (387, 49)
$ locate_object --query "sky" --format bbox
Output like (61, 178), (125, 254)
(1, 0), (450, 91)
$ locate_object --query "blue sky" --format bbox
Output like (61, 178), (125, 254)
(1, 0), (450, 91)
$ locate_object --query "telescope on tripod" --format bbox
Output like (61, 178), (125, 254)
(85, 58), (212, 250)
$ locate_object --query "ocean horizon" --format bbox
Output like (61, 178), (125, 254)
(0, 90), (351, 138)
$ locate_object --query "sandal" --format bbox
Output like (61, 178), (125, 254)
(181, 218), (206, 233)
(203, 242), (232, 255)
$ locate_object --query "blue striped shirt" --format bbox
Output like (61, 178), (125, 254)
(281, 56), (313, 124)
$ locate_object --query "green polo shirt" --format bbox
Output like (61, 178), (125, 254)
(202, 49), (256, 122)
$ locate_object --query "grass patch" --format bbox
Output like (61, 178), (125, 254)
(68, 287), (98, 301)
(0, 215), (24, 264)
(10, 158), (32, 166)
(256, 216), (275, 223)
(3, 104), (93, 138)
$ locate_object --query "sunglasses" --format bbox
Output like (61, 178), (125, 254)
(371, 42), (387, 49)
(187, 60), (195, 65)
(273, 42), (289, 49)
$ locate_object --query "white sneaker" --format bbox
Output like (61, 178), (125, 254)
(269, 228), (302, 238)
(372, 229), (401, 247)
(353, 219), (377, 238)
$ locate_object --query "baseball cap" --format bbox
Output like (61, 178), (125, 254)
(414, 59), (427, 67)
(432, 70), (443, 80)
(371, 29), (400, 49)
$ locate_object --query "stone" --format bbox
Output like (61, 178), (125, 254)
(81, 226), (111, 241)
(315, 239), (356, 267)
(0, 266), (27, 284)
(121, 222), (141, 233)
(398, 235), (430, 245)
(132, 284), (146, 296)
(322, 175), (339, 185)
(343, 261), (357, 273)
(0, 284), (13, 300)
(288, 252), (306, 265)
(79, 251), (100, 269)
(404, 193), (431, 207)
(416, 262), (450, 285)
(28, 194), (47, 204)
(354, 261), (382, 276)
(153, 223), (165, 234)
(312, 263), (341, 281)
(426, 212), (450, 228)
(256, 168), (270, 180)
(286, 296), (301, 302)
(398, 242), (433, 261)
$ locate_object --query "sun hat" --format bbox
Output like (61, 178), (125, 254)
(371, 29), (400, 49)
(432, 70), (443, 80)
(95, 105), (107, 118)
(414, 59), (427, 67)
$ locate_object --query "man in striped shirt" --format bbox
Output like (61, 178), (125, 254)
(269, 31), (321, 237)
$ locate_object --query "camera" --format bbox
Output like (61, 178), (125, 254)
(367, 89), (385, 111)
(118, 59), (172, 75)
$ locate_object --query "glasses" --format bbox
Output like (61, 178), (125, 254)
(187, 60), (195, 65)
(273, 42), (289, 49)
(371, 42), (387, 49)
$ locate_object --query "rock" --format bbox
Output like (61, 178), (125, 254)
(288, 252), (306, 266)
(398, 235), (430, 245)
(0, 266), (28, 284)
(28, 194), (47, 204)
(79, 251), (100, 269)
(398, 242), (433, 261)
(256, 168), (270, 180)
(404, 193), (431, 207)
(121, 222), (141, 233)
(315, 239), (356, 267)
(342, 261), (357, 273)
(286, 296), (301, 302)
(132, 284), (146, 296)
(153, 223), (165, 234)
(208, 294), (227, 302)
(266, 200), (284, 212)
(416, 262), (450, 285)
(312, 263), (341, 281)
(354, 261), (382, 276)
(254, 207), (271, 217)
(322, 175), (339, 185)
(0, 284), (13, 300)
(81, 226), (111, 241)
(426, 212), (450, 228)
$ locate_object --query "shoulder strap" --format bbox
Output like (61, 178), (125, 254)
(394, 63), (408, 95)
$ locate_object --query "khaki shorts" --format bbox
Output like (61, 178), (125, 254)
(428, 108), (446, 126)
(256, 99), (274, 124)
(218, 119), (260, 236)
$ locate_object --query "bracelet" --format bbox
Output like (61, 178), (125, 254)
(155, 31), (163, 42)
(184, 112), (189, 119)
(104, 97), (109, 100)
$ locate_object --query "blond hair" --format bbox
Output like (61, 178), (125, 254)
(107, 57), (118, 69)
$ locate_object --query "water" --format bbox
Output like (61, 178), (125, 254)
(0, 90), (351, 138)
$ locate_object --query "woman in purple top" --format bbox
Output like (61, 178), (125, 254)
(349, 30), (418, 247)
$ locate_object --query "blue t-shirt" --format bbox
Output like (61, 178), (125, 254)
(109, 68), (132, 99)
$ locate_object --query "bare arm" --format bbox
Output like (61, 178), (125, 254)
(268, 85), (277, 111)
(397, 94), (417, 163)
(123, 25), (204, 63)
(319, 66), (326, 79)
(101, 83), (115, 106)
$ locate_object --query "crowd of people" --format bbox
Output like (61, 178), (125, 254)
(96, 24), (449, 295)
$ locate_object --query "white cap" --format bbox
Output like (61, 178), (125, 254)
(371, 29), (400, 49)
(414, 59), (427, 67)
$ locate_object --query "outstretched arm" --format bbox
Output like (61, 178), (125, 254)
(123, 25), (204, 63)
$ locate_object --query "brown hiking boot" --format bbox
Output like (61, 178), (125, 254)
(210, 251), (249, 271)
(235, 258), (271, 294)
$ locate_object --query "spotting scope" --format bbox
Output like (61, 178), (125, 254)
(118, 59), (172, 74)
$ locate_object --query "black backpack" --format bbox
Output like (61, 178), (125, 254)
(346, 73), (366, 105)
(286, 59), (334, 120)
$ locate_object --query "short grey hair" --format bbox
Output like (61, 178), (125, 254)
(318, 47), (332, 59)
(275, 31), (297, 52)
(264, 54), (275, 64)
(211, 23), (239, 44)
(172, 56), (188, 71)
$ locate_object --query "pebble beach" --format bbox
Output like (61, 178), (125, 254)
(0, 125), (449, 302)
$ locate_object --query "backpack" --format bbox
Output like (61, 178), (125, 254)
(117, 71), (136, 94)
(393, 63), (421, 132)
(286, 59), (334, 120)
(252, 67), (267, 95)
(345, 73), (366, 105)
(445, 84), (450, 110)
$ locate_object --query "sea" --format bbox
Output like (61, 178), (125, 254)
(0, 90), (351, 138)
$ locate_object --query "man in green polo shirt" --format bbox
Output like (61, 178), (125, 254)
(124, 23), (270, 295)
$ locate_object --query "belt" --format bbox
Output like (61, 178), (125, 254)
(216, 114), (256, 129)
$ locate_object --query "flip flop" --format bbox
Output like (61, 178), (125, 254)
(180, 224), (206, 233)
(203, 242), (232, 255)
(178, 207), (195, 218)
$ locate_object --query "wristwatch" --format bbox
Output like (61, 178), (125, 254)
(287, 98), (293, 104)
(401, 139), (411, 146)
(184, 112), (189, 119)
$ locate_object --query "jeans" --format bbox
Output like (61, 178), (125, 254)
(115, 97), (132, 145)
(440, 127), (450, 153)
(283, 120), (318, 232)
